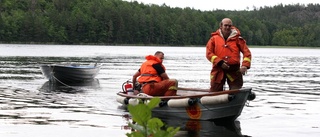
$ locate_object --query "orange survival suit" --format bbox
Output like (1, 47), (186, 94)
(138, 55), (177, 96)
(206, 26), (251, 91)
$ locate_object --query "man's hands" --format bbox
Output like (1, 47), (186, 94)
(133, 82), (142, 95)
(221, 62), (230, 70)
(240, 66), (247, 75)
(220, 61), (248, 75)
(133, 90), (140, 95)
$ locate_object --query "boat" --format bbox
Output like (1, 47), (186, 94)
(116, 83), (255, 121)
(40, 63), (100, 84)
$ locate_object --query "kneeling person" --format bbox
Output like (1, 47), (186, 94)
(132, 51), (178, 96)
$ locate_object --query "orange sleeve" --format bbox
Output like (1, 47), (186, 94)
(206, 37), (223, 66)
(238, 37), (252, 69)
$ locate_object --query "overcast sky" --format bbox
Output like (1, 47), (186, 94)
(123, 0), (319, 11)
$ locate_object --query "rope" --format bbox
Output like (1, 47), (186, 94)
(49, 65), (85, 90)
(52, 74), (74, 88)
(198, 101), (212, 111)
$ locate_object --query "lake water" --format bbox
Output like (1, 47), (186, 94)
(0, 44), (319, 137)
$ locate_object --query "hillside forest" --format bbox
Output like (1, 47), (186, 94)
(0, 0), (319, 47)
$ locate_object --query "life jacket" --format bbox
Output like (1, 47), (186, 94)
(138, 55), (166, 83)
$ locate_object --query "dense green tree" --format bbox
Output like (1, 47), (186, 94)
(0, 0), (319, 47)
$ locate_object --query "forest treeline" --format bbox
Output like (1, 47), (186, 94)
(0, 0), (319, 47)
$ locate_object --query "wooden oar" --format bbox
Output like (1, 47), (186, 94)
(178, 87), (210, 92)
(117, 89), (240, 99)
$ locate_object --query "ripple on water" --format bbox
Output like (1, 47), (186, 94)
(1, 46), (320, 137)
(0, 86), (122, 129)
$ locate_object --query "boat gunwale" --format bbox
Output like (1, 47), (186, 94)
(117, 88), (252, 99)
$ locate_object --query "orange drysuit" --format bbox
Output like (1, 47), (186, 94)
(138, 55), (177, 96)
(206, 26), (251, 91)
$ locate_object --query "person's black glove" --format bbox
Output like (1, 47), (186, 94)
(218, 60), (230, 70)
(133, 82), (141, 91)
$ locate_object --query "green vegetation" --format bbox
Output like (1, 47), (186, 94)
(0, 0), (319, 47)
(126, 98), (179, 137)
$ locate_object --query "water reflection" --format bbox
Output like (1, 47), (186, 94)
(0, 86), (85, 122)
(164, 118), (245, 137)
(121, 113), (246, 137)
(0, 85), (114, 128)
(39, 79), (101, 93)
(1, 45), (320, 137)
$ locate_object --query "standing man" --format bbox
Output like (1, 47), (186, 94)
(206, 18), (251, 92)
(132, 51), (178, 96)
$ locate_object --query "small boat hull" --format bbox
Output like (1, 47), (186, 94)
(117, 88), (254, 121)
(40, 63), (100, 83)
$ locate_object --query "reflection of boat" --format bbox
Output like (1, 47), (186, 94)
(162, 118), (244, 137)
(40, 63), (100, 83)
(117, 88), (255, 121)
(120, 113), (246, 137)
(39, 78), (100, 93)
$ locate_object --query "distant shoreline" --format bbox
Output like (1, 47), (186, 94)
(0, 43), (319, 48)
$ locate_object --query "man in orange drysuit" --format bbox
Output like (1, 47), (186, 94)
(132, 51), (178, 96)
(206, 18), (251, 92)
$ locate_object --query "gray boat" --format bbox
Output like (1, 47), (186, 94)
(40, 63), (100, 84)
(117, 88), (255, 121)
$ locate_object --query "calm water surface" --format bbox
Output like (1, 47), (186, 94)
(0, 44), (319, 137)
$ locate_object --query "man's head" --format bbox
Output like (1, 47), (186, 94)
(154, 51), (164, 63)
(220, 18), (233, 37)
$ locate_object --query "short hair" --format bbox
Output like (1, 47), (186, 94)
(154, 51), (164, 56)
